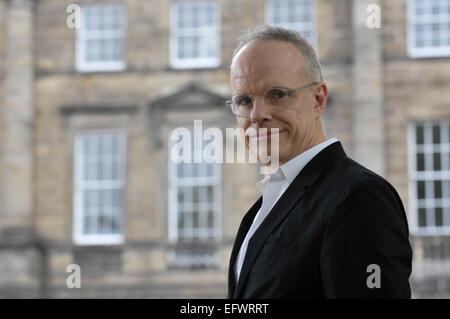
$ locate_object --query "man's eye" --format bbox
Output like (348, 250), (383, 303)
(267, 89), (288, 99)
(235, 96), (253, 106)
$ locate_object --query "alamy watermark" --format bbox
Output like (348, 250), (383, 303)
(66, 264), (81, 289)
(170, 120), (280, 174)
(366, 4), (381, 29)
(66, 4), (81, 29)
(366, 263), (381, 289)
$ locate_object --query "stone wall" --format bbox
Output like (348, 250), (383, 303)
(0, 0), (449, 298)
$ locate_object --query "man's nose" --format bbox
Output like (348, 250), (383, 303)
(250, 97), (271, 122)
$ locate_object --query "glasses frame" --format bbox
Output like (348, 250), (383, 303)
(226, 82), (319, 118)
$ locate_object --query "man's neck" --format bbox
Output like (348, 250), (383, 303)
(275, 135), (328, 168)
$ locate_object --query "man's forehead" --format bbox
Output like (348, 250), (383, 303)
(231, 40), (305, 74)
(230, 40), (306, 85)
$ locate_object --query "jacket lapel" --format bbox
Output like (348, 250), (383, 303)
(233, 169), (321, 298)
(232, 141), (347, 298)
(227, 197), (262, 298)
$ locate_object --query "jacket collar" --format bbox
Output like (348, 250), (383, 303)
(255, 138), (339, 195)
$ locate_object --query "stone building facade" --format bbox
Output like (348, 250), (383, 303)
(0, 0), (449, 298)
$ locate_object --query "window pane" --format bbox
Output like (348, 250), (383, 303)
(83, 215), (90, 234)
(415, 2), (424, 15)
(415, 24), (425, 47)
(419, 208), (427, 227)
(433, 152), (441, 171)
(193, 187), (199, 203)
(112, 189), (121, 207)
(193, 162), (201, 177)
(436, 207), (443, 226)
(445, 208), (450, 226)
(111, 214), (120, 233)
(207, 163), (214, 177)
(434, 180), (442, 198)
(448, 152), (450, 170)
(193, 210), (199, 229)
(207, 210), (214, 228)
(417, 180), (426, 199)
(112, 38), (123, 61)
(433, 124), (441, 144)
(416, 125), (424, 144)
(447, 124), (450, 143)
(184, 163), (193, 178)
(178, 211), (185, 231)
(200, 162), (209, 177)
(178, 187), (185, 203)
(99, 215), (109, 234)
(444, 180), (450, 199)
(417, 153), (425, 171)
(200, 186), (207, 205)
(207, 186), (214, 202)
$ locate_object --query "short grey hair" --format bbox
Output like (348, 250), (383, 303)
(232, 25), (323, 83)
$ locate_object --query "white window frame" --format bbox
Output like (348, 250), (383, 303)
(76, 4), (126, 72)
(407, 0), (450, 58)
(408, 120), (450, 235)
(73, 131), (126, 245)
(168, 129), (222, 246)
(265, 0), (318, 48)
(170, 2), (221, 69)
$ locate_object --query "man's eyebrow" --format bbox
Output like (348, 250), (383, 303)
(232, 86), (284, 95)
(231, 91), (249, 96)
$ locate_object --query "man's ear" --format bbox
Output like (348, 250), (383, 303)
(314, 83), (328, 117)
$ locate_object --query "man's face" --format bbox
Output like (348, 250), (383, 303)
(230, 40), (327, 166)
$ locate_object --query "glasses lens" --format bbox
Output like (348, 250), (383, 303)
(232, 94), (253, 116)
(264, 88), (289, 106)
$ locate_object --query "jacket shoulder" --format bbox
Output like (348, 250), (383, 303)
(326, 155), (397, 194)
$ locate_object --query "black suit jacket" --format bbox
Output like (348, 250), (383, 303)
(228, 142), (412, 298)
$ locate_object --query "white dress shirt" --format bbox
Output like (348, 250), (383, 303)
(234, 137), (339, 282)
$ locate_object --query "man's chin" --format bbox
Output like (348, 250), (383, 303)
(255, 150), (286, 166)
(246, 135), (288, 164)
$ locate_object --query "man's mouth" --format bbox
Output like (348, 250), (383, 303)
(245, 128), (286, 139)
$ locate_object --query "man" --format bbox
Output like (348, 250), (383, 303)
(227, 26), (412, 298)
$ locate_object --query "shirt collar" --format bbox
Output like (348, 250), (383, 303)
(280, 138), (339, 185)
(255, 166), (285, 195)
(256, 138), (339, 195)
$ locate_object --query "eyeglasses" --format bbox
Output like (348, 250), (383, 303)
(226, 82), (318, 118)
